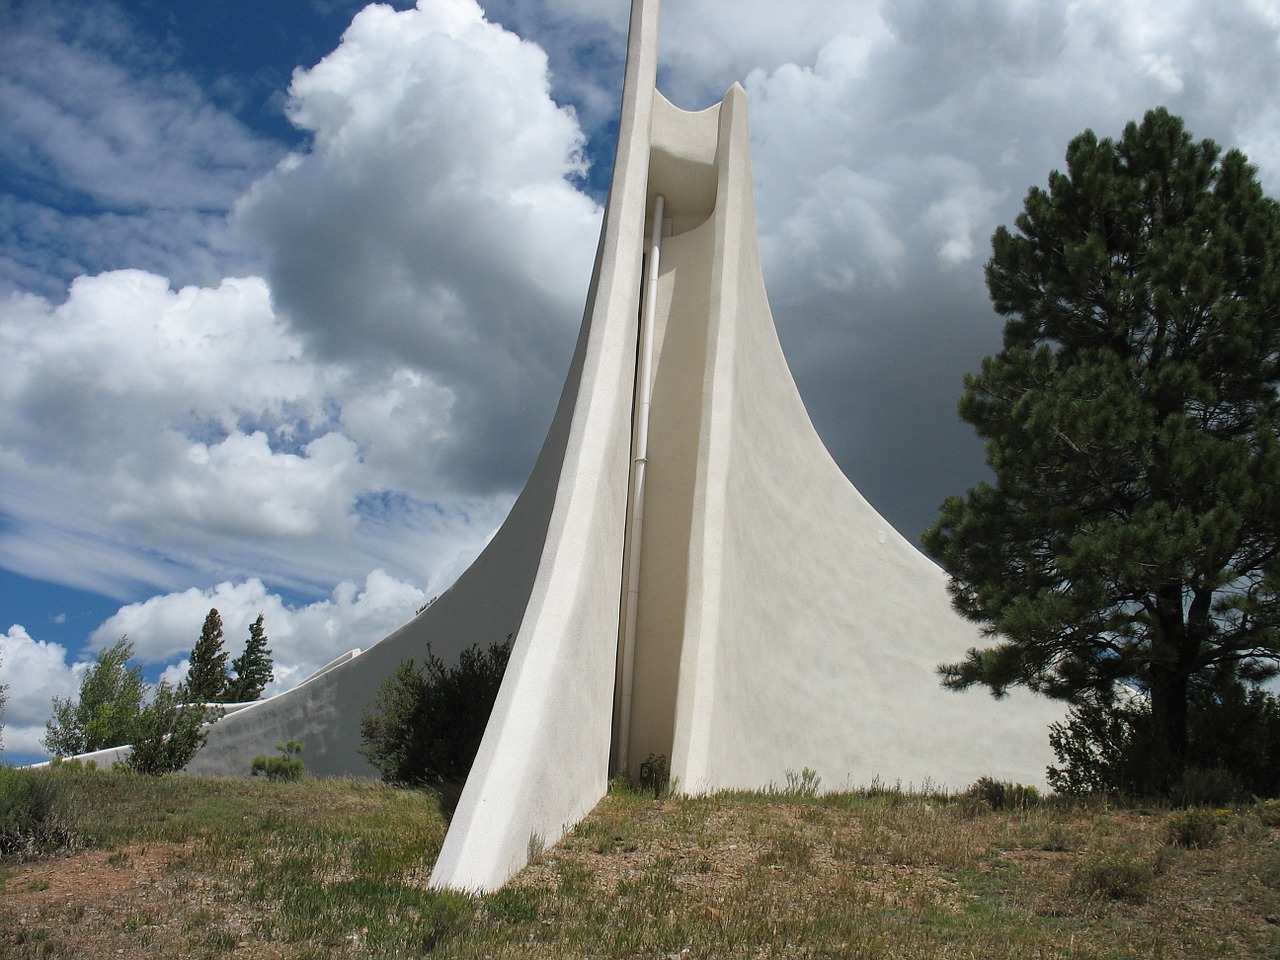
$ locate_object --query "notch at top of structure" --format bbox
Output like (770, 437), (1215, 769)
(620, 0), (661, 115)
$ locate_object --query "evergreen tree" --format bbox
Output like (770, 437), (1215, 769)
(43, 638), (146, 756)
(360, 638), (512, 787)
(123, 681), (221, 775)
(226, 614), (274, 702)
(184, 608), (230, 703)
(923, 108), (1280, 794)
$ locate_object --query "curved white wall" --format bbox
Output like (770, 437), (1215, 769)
(636, 84), (1063, 793)
(187, 0), (1063, 892)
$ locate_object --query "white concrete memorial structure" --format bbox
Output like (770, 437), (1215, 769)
(187, 0), (1064, 891)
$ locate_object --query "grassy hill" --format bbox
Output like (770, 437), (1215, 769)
(3, 768), (1279, 958)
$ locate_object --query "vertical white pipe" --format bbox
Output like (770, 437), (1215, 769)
(616, 194), (665, 776)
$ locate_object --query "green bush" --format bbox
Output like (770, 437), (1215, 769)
(1069, 850), (1155, 902)
(0, 767), (75, 859)
(1047, 697), (1153, 797)
(1048, 681), (1280, 799)
(966, 776), (1040, 811)
(1165, 808), (1222, 849)
(252, 740), (306, 781)
(1178, 766), (1243, 807)
(1253, 799), (1280, 828)
(48, 756), (98, 772)
(360, 638), (512, 789)
(122, 681), (221, 775)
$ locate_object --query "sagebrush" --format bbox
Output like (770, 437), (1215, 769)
(0, 767), (75, 859)
(360, 637), (511, 788)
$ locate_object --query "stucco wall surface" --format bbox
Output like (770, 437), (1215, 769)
(182, 0), (1065, 893)
(621, 84), (1064, 795)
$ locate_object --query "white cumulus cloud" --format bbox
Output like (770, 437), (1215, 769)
(0, 0), (599, 604)
(236, 0), (601, 495)
(0, 625), (83, 756)
(91, 571), (429, 687)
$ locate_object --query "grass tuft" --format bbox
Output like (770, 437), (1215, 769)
(1165, 807), (1222, 849)
(0, 768), (76, 860)
(1070, 849), (1155, 902)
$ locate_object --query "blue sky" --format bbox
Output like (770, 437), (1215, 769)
(4, 0), (1280, 765)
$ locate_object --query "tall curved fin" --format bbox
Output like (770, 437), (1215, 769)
(189, 0), (1062, 893)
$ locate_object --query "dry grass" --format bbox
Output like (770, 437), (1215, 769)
(3, 769), (1279, 958)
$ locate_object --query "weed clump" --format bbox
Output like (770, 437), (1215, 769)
(965, 776), (1040, 811)
(1069, 850), (1154, 902)
(1253, 798), (1280, 828)
(251, 740), (306, 781)
(784, 767), (822, 799)
(639, 753), (670, 799)
(416, 890), (477, 951)
(1165, 808), (1222, 849)
(0, 767), (75, 860)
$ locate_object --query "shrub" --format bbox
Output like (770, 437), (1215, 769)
(1069, 850), (1155, 902)
(1165, 808), (1222, 849)
(1040, 821), (1075, 852)
(784, 767), (822, 799)
(252, 740), (306, 781)
(1178, 766), (1242, 807)
(0, 767), (75, 859)
(1253, 799), (1280, 828)
(1049, 681), (1280, 799)
(121, 681), (220, 775)
(1184, 682), (1280, 797)
(48, 757), (98, 772)
(1047, 697), (1154, 797)
(639, 753), (670, 799)
(360, 638), (512, 788)
(966, 776), (1040, 811)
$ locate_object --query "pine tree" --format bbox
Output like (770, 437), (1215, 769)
(923, 108), (1280, 794)
(226, 614), (274, 702)
(184, 608), (230, 703)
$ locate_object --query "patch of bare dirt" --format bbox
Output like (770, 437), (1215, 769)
(2, 842), (290, 960)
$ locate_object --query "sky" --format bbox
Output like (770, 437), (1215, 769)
(2, 0), (1280, 764)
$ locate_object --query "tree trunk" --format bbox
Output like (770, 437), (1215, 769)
(1148, 663), (1190, 795)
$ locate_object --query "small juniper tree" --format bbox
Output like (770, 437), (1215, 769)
(226, 614), (274, 702)
(184, 608), (230, 703)
(122, 681), (221, 775)
(43, 638), (146, 756)
(360, 638), (512, 787)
